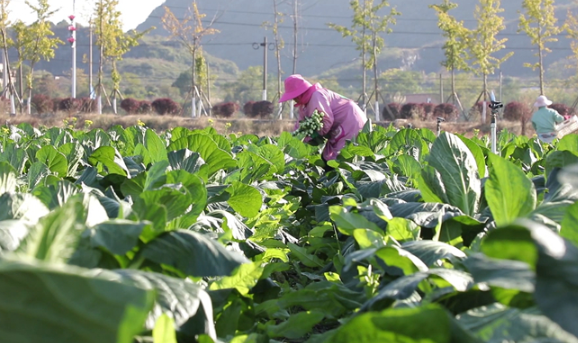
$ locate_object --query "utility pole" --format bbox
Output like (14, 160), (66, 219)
(69, 0), (77, 98)
(89, 18), (93, 98)
(253, 37), (274, 101)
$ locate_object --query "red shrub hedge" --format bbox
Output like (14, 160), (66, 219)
(31, 94), (53, 115)
(400, 103), (425, 120)
(58, 98), (81, 113)
(503, 101), (531, 122)
(79, 98), (97, 113)
(152, 98), (181, 115)
(382, 103), (401, 120)
(212, 102), (239, 118)
(549, 103), (575, 118)
(138, 101), (152, 114)
(433, 103), (459, 121)
(422, 103), (435, 120)
(120, 98), (140, 114)
(243, 101), (255, 116)
(244, 100), (273, 118)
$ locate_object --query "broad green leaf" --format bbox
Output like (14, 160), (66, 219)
(32, 180), (81, 210)
(0, 143), (28, 173)
(561, 201), (578, 247)
(88, 146), (129, 176)
(458, 134), (487, 178)
(391, 154), (422, 179)
(266, 311), (325, 339)
(401, 240), (466, 266)
(16, 196), (87, 264)
(388, 129), (429, 161)
(153, 314), (177, 343)
(529, 221), (578, 338)
(89, 220), (149, 255)
(142, 230), (247, 277)
(226, 182), (262, 218)
(330, 206), (382, 235)
(169, 134), (236, 175)
(545, 151), (578, 180)
(386, 217), (420, 242)
(139, 186), (193, 221)
(557, 134), (578, 154)
(362, 269), (473, 312)
(0, 220), (29, 252)
(287, 243), (325, 268)
(0, 257), (154, 343)
(109, 269), (216, 338)
(209, 262), (264, 295)
(426, 132), (481, 216)
(58, 142), (84, 176)
(0, 193), (49, 224)
(463, 254), (535, 293)
(167, 149), (206, 176)
(328, 304), (480, 343)
(0, 162), (17, 194)
(36, 145), (68, 177)
(485, 154), (537, 226)
(481, 225), (537, 268)
(145, 129), (168, 163)
(459, 304), (578, 343)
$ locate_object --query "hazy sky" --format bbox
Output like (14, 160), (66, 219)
(10, 0), (166, 31)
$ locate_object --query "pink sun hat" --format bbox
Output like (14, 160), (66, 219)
(534, 95), (553, 107)
(279, 74), (312, 103)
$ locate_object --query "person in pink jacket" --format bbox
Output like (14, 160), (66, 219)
(279, 74), (367, 161)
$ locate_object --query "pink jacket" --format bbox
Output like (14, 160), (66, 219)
(295, 85), (367, 160)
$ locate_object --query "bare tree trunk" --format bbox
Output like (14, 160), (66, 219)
(273, 0), (283, 118)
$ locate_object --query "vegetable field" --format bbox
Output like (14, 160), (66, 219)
(1, 122), (578, 343)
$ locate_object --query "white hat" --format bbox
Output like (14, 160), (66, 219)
(534, 95), (553, 107)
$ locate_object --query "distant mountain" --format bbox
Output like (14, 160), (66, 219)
(136, 0), (577, 86)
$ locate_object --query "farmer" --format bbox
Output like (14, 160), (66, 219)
(279, 74), (367, 161)
(531, 95), (564, 144)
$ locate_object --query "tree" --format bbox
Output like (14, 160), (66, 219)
(518, 0), (561, 95)
(466, 0), (513, 121)
(162, 1), (219, 117)
(94, 0), (151, 114)
(328, 0), (400, 120)
(21, 0), (63, 115)
(10, 20), (27, 109)
(430, 0), (470, 111)
(565, 2), (578, 109)
(0, 0), (17, 115)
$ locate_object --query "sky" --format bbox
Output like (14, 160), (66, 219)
(10, 0), (166, 31)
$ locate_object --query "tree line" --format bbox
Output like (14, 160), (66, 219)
(1, 0), (578, 120)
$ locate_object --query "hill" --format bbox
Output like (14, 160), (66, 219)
(135, 0), (578, 85)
